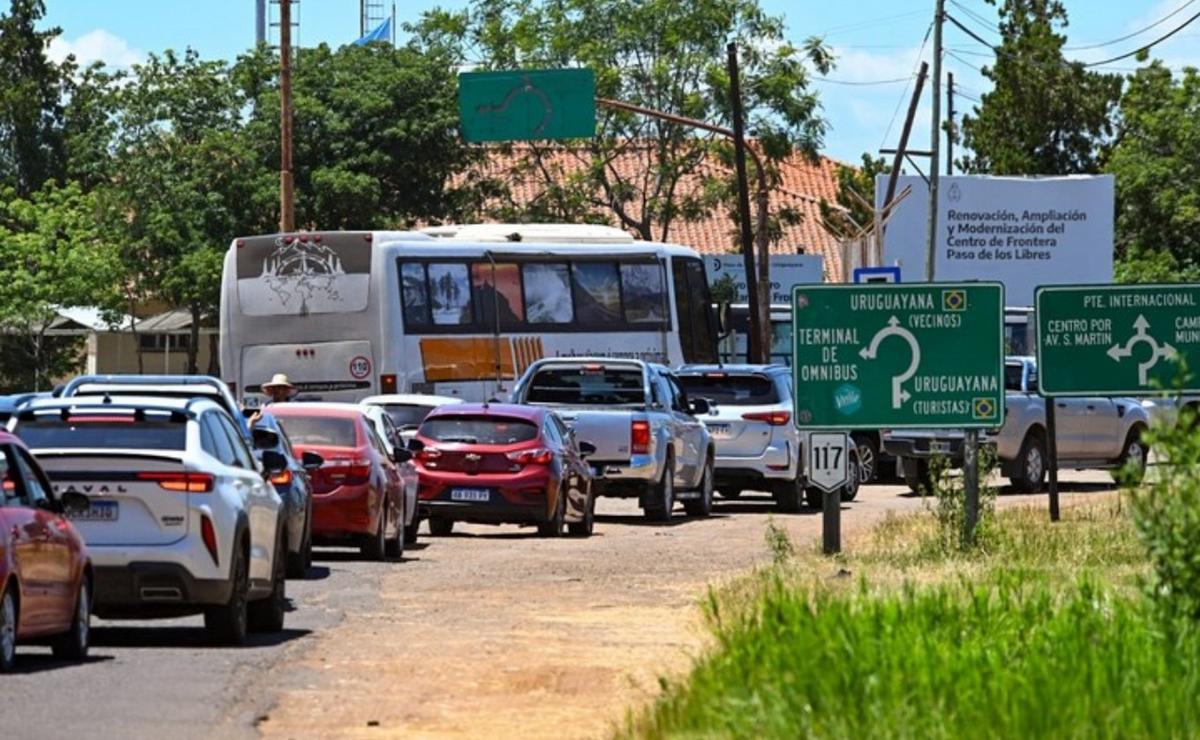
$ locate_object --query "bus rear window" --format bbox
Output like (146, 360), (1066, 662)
(419, 416), (538, 445)
(677, 375), (779, 405)
(235, 233), (371, 316)
(275, 416), (359, 447)
(16, 418), (187, 450)
(524, 368), (645, 405)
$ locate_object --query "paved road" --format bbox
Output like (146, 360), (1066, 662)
(0, 473), (1117, 739)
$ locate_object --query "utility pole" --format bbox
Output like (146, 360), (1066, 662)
(926, 0), (944, 282)
(882, 61), (929, 213)
(727, 42), (764, 364)
(946, 71), (955, 176)
(279, 0), (295, 233)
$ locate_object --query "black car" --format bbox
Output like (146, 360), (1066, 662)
(250, 411), (322, 578)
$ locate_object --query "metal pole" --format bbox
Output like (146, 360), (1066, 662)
(822, 490), (841, 554)
(727, 42), (764, 364)
(1047, 400), (1061, 521)
(963, 429), (978, 544)
(946, 71), (955, 176)
(926, 0), (944, 282)
(255, 0), (266, 45)
(279, 0), (295, 233)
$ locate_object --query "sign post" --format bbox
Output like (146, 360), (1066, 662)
(808, 432), (849, 554)
(458, 69), (596, 142)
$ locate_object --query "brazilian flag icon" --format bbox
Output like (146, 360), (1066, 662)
(943, 289), (967, 312)
(973, 397), (997, 420)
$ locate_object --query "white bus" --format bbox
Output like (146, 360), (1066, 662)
(219, 224), (718, 405)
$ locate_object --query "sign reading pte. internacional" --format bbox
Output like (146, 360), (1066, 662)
(1036, 284), (1200, 396)
(792, 283), (1005, 430)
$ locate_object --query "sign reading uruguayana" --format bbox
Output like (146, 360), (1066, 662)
(791, 283), (1005, 429)
(1036, 284), (1200, 396)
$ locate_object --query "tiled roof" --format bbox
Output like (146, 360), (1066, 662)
(459, 143), (848, 281)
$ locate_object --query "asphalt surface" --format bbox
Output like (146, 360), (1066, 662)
(0, 472), (1118, 739)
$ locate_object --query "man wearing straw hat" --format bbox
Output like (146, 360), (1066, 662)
(261, 373), (299, 404)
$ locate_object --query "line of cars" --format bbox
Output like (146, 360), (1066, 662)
(0, 361), (857, 670)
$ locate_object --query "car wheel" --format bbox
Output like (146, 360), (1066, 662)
(840, 448), (862, 502)
(302, 529), (313, 572)
(903, 458), (936, 496)
(1114, 428), (1148, 485)
(0, 586), (18, 672)
(51, 578), (90, 661)
(852, 433), (879, 484)
(385, 500), (405, 560)
(774, 476), (805, 513)
(1009, 432), (1047, 493)
(249, 536), (286, 633)
(717, 486), (742, 499)
(360, 505), (387, 561)
(643, 456), (675, 523)
(567, 488), (595, 537)
(683, 456), (714, 518)
(429, 517), (454, 537)
(537, 486), (566, 537)
(205, 543), (249, 645)
(285, 529), (306, 579)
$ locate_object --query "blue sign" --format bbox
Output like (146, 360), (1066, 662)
(853, 266), (901, 284)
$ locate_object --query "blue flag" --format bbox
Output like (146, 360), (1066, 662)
(353, 17), (392, 46)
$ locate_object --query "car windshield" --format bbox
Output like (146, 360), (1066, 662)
(677, 374), (779, 405)
(419, 416), (539, 445)
(275, 416), (358, 447)
(16, 414), (187, 450)
(1004, 364), (1025, 392)
(524, 367), (645, 405)
(380, 404), (436, 428)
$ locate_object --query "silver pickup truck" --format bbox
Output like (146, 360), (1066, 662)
(883, 357), (1151, 493)
(510, 358), (715, 522)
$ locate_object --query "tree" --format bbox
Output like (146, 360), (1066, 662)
(819, 153), (888, 239)
(1106, 62), (1200, 279)
(0, 182), (123, 390)
(410, 0), (832, 244)
(0, 0), (67, 195)
(958, 0), (1122, 175)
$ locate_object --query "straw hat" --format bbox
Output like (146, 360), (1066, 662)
(261, 373), (297, 395)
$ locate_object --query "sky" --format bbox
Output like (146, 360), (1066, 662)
(38, 0), (1200, 164)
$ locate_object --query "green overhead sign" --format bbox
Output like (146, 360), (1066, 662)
(458, 68), (596, 142)
(792, 283), (1005, 430)
(1036, 283), (1200, 396)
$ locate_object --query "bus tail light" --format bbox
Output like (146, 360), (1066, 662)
(742, 410), (792, 426)
(381, 374), (398, 393)
(631, 420), (651, 454)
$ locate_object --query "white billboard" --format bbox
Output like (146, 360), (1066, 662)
(704, 254), (824, 304)
(876, 175), (1114, 306)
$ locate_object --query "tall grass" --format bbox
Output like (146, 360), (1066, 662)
(627, 574), (1200, 739)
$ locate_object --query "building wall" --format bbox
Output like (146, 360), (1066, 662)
(92, 333), (217, 375)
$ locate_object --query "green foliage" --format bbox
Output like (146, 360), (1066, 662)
(919, 450), (999, 556)
(0, 0), (67, 195)
(958, 0), (1122, 175)
(763, 518), (794, 566)
(708, 273), (738, 304)
(819, 152), (887, 238)
(1106, 63), (1200, 270)
(626, 575), (1200, 739)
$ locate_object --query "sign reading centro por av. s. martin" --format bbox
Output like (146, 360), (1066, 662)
(876, 175), (1114, 306)
(792, 283), (1005, 430)
(1036, 284), (1200, 396)
(703, 255), (825, 304)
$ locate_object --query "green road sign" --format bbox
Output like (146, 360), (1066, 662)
(1036, 283), (1200, 396)
(458, 68), (595, 142)
(792, 283), (1005, 430)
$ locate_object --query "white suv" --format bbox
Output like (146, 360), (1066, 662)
(10, 396), (286, 644)
(676, 365), (859, 511)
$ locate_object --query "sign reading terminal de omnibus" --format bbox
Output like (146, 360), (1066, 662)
(1036, 284), (1200, 396)
(791, 283), (1005, 430)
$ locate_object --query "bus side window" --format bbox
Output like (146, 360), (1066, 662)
(523, 263), (574, 324)
(428, 263), (472, 326)
(400, 261), (431, 328)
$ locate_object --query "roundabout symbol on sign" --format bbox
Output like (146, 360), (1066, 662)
(349, 356), (372, 380)
(859, 316), (921, 409)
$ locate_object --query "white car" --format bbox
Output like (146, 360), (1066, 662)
(10, 396), (287, 645)
(359, 403), (420, 544)
(361, 394), (464, 442)
(676, 365), (859, 511)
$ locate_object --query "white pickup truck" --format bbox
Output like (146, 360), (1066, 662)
(510, 358), (715, 522)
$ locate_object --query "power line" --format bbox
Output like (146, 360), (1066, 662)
(814, 74), (915, 86)
(947, 0), (999, 37)
(1083, 8), (1200, 66)
(1065, 0), (1197, 51)
(818, 8), (929, 38)
(880, 20), (935, 150)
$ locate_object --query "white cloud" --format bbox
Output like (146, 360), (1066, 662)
(48, 29), (142, 69)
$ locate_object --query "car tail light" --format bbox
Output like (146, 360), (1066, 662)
(742, 410), (791, 426)
(381, 374), (398, 393)
(507, 448), (553, 466)
(323, 458), (372, 486)
(270, 469), (293, 486)
(416, 447), (442, 463)
(137, 471), (214, 493)
(200, 514), (219, 566)
(631, 419), (651, 454)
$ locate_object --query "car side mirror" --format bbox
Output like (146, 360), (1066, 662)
(406, 438), (425, 452)
(60, 490), (91, 516)
(578, 441), (597, 458)
(252, 427), (280, 450)
(301, 451), (324, 472)
(688, 397), (712, 416)
(261, 450), (288, 477)
(392, 448), (413, 464)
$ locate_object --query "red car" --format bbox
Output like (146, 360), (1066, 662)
(412, 404), (596, 537)
(269, 404), (408, 561)
(0, 431), (93, 671)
